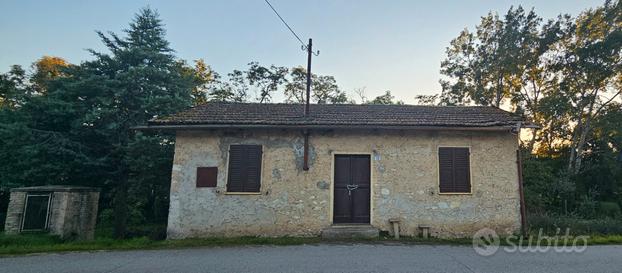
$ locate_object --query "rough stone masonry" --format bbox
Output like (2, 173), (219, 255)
(166, 129), (521, 239)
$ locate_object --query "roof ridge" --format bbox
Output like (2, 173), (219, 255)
(149, 102), (524, 128)
(195, 101), (506, 109)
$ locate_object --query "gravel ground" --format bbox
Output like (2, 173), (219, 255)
(1, 243), (621, 273)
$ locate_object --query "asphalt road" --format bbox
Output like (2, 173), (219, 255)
(1, 243), (620, 273)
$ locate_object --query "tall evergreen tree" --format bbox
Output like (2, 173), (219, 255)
(0, 8), (193, 238)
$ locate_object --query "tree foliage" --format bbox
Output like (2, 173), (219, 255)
(0, 8), (194, 238)
(441, 0), (622, 218)
(369, 91), (404, 105)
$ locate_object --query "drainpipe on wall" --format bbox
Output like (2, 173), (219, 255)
(516, 149), (528, 237)
(303, 130), (310, 171)
(515, 121), (528, 237)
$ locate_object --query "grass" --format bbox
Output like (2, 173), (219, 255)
(2, 230), (622, 256)
(0, 233), (325, 256)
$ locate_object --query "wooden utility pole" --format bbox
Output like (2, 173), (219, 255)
(303, 38), (313, 171)
(304, 38), (312, 117)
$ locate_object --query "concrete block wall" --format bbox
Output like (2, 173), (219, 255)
(3, 186), (100, 240)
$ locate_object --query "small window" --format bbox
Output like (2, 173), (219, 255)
(196, 167), (218, 187)
(21, 193), (51, 231)
(226, 145), (262, 192)
(438, 147), (471, 193)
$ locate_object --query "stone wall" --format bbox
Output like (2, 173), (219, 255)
(167, 129), (521, 239)
(3, 186), (99, 240)
(4, 191), (26, 234)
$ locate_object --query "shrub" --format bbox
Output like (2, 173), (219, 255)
(598, 202), (621, 218)
(528, 213), (622, 235)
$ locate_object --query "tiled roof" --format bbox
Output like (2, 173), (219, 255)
(149, 102), (524, 128)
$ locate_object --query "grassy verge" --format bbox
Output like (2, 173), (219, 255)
(2, 233), (622, 256)
(0, 233), (324, 256)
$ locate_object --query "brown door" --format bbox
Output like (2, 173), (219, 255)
(333, 155), (370, 223)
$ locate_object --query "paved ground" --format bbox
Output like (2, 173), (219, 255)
(1, 243), (620, 273)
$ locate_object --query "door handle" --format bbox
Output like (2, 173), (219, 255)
(346, 184), (359, 196)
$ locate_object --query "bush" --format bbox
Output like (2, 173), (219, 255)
(126, 224), (167, 240)
(97, 206), (148, 228)
(528, 213), (622, 235)
(599, 202), (621, 218)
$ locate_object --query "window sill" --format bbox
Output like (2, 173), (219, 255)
(224, 192), (262, 195)
(438, 192), (473, 195)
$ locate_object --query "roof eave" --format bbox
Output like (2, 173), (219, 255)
(132, 123), (521, 131)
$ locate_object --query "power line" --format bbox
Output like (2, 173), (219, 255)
(263, 0), (308, 50)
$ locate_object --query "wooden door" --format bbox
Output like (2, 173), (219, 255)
(333, 155), (370, 223)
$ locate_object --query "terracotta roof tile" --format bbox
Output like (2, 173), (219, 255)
(150, 102), (524, 128)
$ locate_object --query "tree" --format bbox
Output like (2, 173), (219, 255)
(556, 1), (622, 173)
(182, 59), (214, 105)
(369, 91), (403, 105)
(0, 65), (28, 108)
(284, 67), (348, 104)
(30, 56), (70, 94)
(246, 62), (288, 103)
(206, 70), (249, 102)
(414, 94), (440, 105)
(440, 6), (547, 108)
(0, 8), (195, 238)
(88, 8), (193, 238)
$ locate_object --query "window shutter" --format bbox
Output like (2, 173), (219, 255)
(227, 145), (262, 192)
(227, 145), (245, 192)
(196, 167), (218, 187)
(439, 147), (471, 193)
(453, 148), (471, 193)
(243, 145), (262, 192)
(438, 148), (455, 193)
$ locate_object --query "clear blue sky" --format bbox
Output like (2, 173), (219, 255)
(0, 0), (603, 103)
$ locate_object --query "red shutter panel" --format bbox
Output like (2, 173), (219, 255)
(196, 167), (218, 187)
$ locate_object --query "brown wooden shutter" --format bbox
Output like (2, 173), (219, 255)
(243, 145), (262, 192)
(226, 145), (262, 192)
(453, 148), (471, 192)
(196, 167), (218, 187)
(227, 145), (245, 192)
(439, 147), (471, 193)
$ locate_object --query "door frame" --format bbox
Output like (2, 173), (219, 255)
(329, 152), (374, 225)
(20, 192), (52, 232)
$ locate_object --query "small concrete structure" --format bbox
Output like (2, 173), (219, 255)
(389, 218), (401, 239)
(418, 225), (431, 239)
(4, 186), (100, 240)
(321, 225), (379, 239)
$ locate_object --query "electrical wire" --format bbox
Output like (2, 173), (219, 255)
(263, 0), (308, 51)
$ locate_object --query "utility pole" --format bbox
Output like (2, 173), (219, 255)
(262, 0), (316, 171)
(303, 38), (314, 171)
(304, 38), (312, 117)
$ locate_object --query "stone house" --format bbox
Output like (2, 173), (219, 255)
(141, 102), (527, 239)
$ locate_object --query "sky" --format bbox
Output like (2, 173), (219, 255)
(0, 0), (604, 103)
